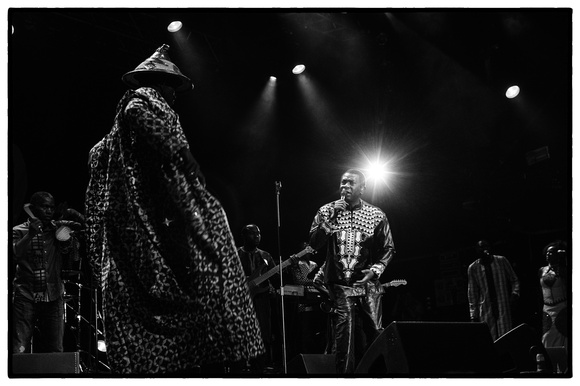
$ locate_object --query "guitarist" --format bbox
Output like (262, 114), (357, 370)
(237, 224), (277, 373)
(309, 169), (396, 374)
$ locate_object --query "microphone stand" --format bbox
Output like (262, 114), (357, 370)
(275, 181), (288, 374)
(74, 244), (82, 354)
(93, 285), (100, 373)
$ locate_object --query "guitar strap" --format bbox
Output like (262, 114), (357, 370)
(248, 250), (258, 273)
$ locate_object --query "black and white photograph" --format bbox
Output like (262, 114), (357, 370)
(6, 5), (573, 378)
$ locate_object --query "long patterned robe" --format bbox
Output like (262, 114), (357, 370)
(467, 255), (520, 340)
(85, 87), (264, 374)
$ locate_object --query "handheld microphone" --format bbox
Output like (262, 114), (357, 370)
(336, 192), (347, 215)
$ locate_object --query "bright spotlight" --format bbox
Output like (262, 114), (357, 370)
(97, 339), (107, 352)
(292, 64), (306, 75)
(269, 76), (277, 81)
(505, 85), (520, 99)
(167, 21), (183, 33)
(365, 160), (392, 185)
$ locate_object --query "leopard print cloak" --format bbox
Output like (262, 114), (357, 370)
(85, 87), (264, 374)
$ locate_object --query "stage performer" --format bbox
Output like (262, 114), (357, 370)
(310, 168), (396, 373)
(538, 240), (568, 352)
(85, 44), (264, 374)
(467, 240), (520, 340)
(238, 224), (277, 373)
(12, 191), (81, 354)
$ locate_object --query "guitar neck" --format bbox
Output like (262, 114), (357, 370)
(251, 259), (292, 287)
(249, 246), (315, 287)
(382, 280), (407, 288)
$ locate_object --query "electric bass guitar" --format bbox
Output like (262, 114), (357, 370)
(246, 245), (316, 298)
(319, 279), (407, 313)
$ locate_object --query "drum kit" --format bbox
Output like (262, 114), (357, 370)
(62, 268), (110, 373)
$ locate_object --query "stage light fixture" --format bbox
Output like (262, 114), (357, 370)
(292, 64), (306, 74)
(167, 21), (183, 33)
(270, 76), (277, 81)
(505, 85), (520, 99)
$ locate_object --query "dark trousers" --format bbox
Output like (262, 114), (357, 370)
(331, 283), (383, 374)
(12, 292), (64, 353)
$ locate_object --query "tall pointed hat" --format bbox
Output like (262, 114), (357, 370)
(122, 44), (193, 92)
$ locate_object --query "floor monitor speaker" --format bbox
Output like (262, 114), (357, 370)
(11, 352), (81, 375)
(355, 321), (502, 375)
(493, 323), (554, 373)
(287, 354), (336, 374)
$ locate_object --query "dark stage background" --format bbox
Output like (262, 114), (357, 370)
(8, 9), (572, 366)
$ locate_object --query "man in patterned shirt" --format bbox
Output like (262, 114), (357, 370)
(12, 191), (79, 354)
(310, 169), (395, 373)
(467, 240), (520, 341)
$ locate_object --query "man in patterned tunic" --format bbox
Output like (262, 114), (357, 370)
(85, 45), (264, 374)
(467, 240), (520, 341)
(310, 169), (395, 373)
